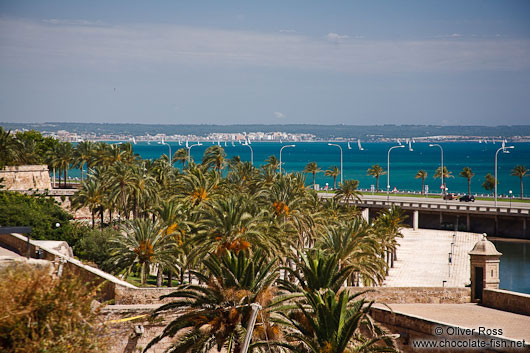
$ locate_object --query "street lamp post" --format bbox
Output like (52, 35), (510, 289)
(159, 141), (171, 164)
(387, 145), (405, 200)
(509, 190), (513, 208)
(187, 142), (202, 164)
(279, 144), (296, 174)
(495, 145), (514, 206)
(328, 143), (343, 185)
(429, 144), (444, 196)
(243, 142), (254, 165)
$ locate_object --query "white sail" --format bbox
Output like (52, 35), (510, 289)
(347, 141), (352, 150)
(408, 139), (413, 151)
(358, 139), (364, 151)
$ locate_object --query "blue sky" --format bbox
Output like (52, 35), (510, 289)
(1, 0), (529, 125)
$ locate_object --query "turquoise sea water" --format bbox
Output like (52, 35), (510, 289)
(492, 241), (530, 294)
(125, 141), (530, 196)
(67, 140), (530, 294)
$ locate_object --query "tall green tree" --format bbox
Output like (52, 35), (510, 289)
(415, 170), (428, 194)
(202, 145), (227, 172)
(109, 219), (178, 285)
(55, 142), (74, 188)
(511, 165), (528, 199)
(146, 250), (283, 352)
(482, 173), (496, 195)
(73, 141), (94, 182)
(434, 166), (454, 192)
(334, 179), (361, 205)
(172, 148), (188, 170)
(459, 167), (475, 195)
(367, 164), (386, 191)
(324, 166), (340, 189)
(304, 161), (321, 190)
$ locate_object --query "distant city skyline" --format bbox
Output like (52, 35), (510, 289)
(1, 1), (529, 125)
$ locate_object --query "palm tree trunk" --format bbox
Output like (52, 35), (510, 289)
(100, 208), (104, 229)
(156, 267), (163, 287)
(140, 263), (146, 285)
(312, 173), (316, 190)
(168, 269), (173, 287)
(421, 179), (425, 194)
(333, 176), (337, 189)
(376, 176), (379, 191)
(521, 177), (524, 200)
(91, 210), (95, 229)
(80, 164), (84, 182)
(468, 178), (471, 195)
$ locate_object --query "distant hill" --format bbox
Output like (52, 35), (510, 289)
(2, 122), (530, 139)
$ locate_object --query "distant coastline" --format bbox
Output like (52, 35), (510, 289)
(2, 122), (530, 143)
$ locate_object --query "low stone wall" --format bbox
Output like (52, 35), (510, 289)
(348, 287), (471, 304)
(0, 232), (136, 301)
(0, 165), (51, 190)
(482, 288), (530, 316)
(370, 306), (523, 353)
(115, 287), (176, 305)
(100, 306), (177, 353)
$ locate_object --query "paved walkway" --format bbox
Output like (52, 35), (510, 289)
(383, 228), (482, 287)
(377, 303), (530, 342)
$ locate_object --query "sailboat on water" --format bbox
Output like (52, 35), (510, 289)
(347, 141), (352, 150)
(358, 139), (364, 151)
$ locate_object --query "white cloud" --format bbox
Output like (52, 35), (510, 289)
(279, 29), (297, 33)
(274, 112), (286, 118)
(327, 32), (349, 42)
(0, 18), (529, 74)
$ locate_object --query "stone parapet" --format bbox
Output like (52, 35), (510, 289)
(114, 287), (176, 305)
(482, 288), (530, 316)
(348, 287), (471, 304)
(0, 165), (52, 190)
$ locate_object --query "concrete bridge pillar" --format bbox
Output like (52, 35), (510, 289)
(361, 208), (369, 223)
(413, 210), (419, 230)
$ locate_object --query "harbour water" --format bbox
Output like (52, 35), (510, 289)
(492, 240), (530, 294)
(69, 141), (530, 294)
(126, 141), (530, 197)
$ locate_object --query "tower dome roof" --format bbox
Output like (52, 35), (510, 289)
(468, 233), (502, 256)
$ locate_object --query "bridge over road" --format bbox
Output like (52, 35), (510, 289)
(321, 194), (530, 239)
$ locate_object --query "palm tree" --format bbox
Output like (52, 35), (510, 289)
(334, 179), (361, 205)
(511, 165), (528, 199)
(415, 170), (428, 194)
(264, 155), (280, 171)
(459, 167), (475, 196)
(324, 166), (340, 189)
(71, 178), (103, 229)
(109, 219), (178, 285)
(0, 127), (15, 168)
(73, 141), (94, 182)
(172, 148), (188, 170)
(106, 162), (138, 218)
(276, 288), (397, 353)
(304, 162), (321, 190)
(434, 166), (454, 189)
(202, 145), (227, 172)
(192, 195), (280, 259)
(279, 250), (354, 293)
(146, 250), (282, 352)
(482, 173), (496, 195)
(317, 220), (387, 286)
(367, 164), (386, 191)
(55, 142), (74, 188)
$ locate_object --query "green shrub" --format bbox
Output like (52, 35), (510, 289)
(0, 265), (107, 353)
(0, 191), (87, 247)
(74, 227), (118, 272)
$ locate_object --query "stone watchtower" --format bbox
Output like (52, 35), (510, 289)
(468, 233), (502, 302)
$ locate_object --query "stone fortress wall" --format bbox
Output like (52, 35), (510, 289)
(0, 165), (52, 190)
